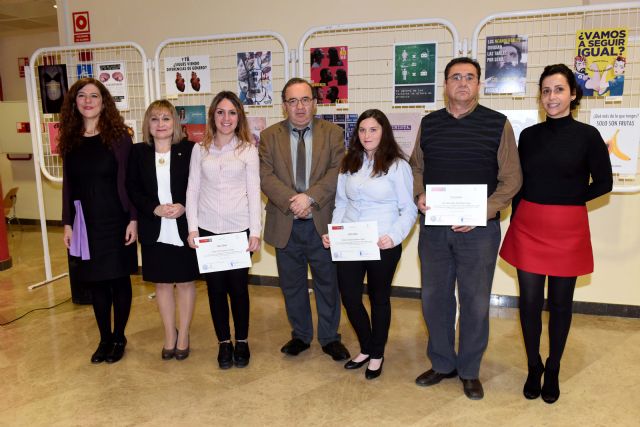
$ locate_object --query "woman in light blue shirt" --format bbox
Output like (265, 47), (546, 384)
(322, 109), (417, 380)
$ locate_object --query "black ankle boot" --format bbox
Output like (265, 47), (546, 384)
(541, 359), (560, 404)
(218, 342), (234, 369)
(523, 355), (544, 399)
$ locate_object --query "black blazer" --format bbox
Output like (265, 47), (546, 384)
(126, 139), (193, 245)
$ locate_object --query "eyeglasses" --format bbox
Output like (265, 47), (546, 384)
(447, 74), (478, 83)
(284, 97), (313, 107)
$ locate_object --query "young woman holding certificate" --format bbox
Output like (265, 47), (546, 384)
(126, 100), (198, 361)
(59, 78), (137, 364)
(185, 91), (261, 369)
(322, 109), (417, 379)
(500, 64), (612, 403)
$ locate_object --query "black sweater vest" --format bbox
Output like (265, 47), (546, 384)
(420, 105), (506, 197)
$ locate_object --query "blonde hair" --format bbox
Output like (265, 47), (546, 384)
(202, 91), (252, 152)
(142, 100), (183, 145)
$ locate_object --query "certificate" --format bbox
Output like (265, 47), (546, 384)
(328, 221), (381, 261)
(195, 232), (251, 273)
(424, 184), (487, 227)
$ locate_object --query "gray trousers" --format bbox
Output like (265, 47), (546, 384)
(418, 220), (501, 379)
(275, 219), (341, 346)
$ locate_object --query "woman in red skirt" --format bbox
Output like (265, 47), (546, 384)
(500, 64), (612, 404)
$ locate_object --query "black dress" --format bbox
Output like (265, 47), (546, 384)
(65, 135), (137, 282)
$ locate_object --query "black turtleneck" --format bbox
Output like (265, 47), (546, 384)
(517, 114), (612, 206)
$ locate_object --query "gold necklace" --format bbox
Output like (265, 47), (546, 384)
(156, 152), (169, 167)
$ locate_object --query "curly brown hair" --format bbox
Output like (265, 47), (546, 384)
(202, 91), (252, 153)
(57, 77), (130, 156)
(341, 109), (405, 177)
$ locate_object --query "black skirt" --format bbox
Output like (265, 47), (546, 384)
(140, 241), (199, 283)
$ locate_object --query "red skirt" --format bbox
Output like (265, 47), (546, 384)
(499, 199), (593, 277)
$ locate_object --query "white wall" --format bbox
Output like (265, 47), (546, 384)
(4, 0), (639, 307)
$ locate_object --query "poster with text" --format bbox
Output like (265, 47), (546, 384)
(38, 65), (69, 114)
(237, 51), (272, 106)
(164, 56), (211, 95)
(386, 113), (422, 157)
(591, 108), (639, 175)
(310, 46), (348, 105)
(47, 122), (61, 155)
(498, 110), (539, 144)
(575, 28), (627, 97)
(484, 35), (528, 94)
(247, 117), (267, 145)
(176, 105), (206, 143)
(393, 42), (437, 107)
(317, 114), (358, 147)
(96, 62), (128, 110)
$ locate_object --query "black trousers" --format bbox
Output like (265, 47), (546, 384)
(337, 245), (401, 359)
(200, 228), (250, 342)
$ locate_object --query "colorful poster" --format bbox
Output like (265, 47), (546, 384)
(176, 105), (206, 143)
(77, 63), (93, 79)
(247, 117), (267, 145)
(591, 108), (639, 175)
(164, 56), (211, 95)
(38, 65), (69, 114)
(317, 114), (358, 147)
(96, 62), (128, 110)
(498, 110), (539, 144)
(386, 113), (422, 157)
(393, 42), (437, 106)
(484, 35), (528, 94)
(237, 52), (273, 106)
(47, 122), (61, 155)
(310, 46), (348, 105)
(575, 28), (627, 97)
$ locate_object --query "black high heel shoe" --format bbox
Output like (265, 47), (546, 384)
(175, 333), (190, 361)
(541, 360), (560, 404)
(162, 329), (178, 360)
(344, 355), (370, 370)
(365, 357), (384, 380)
(523, 355), (544, 399)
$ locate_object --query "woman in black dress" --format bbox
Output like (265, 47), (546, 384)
(127, 100), (198, 360)
(500, 64), (612, 403)
(59, 77), (138, 364)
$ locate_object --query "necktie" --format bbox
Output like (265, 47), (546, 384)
(295, 127), (309, 193)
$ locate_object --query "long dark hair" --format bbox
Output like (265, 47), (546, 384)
(341, 109), (405, 176)
(57, 77), (129, 156)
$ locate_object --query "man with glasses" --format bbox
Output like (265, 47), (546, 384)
(409, 58), (522, 399)
(260, 77), (349, 361)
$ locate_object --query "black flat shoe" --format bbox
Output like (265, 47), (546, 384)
(321, 341), (350, 361)
(344, 356), (370, 370)
(105, 338), (127, 364)
(415, 368), (458, 387)
(91, 341), (113, 364)
(365, 358), (384, 380)
(280, 338), (310, 356)
(218, 342), (234, 369)
(523, 356), (544, 399)
(234, 341), (250, 368)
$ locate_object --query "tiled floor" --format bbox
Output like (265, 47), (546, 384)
(1, 226), (639, 426)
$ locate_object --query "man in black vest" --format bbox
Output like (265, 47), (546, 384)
(409, 57), (522, 400)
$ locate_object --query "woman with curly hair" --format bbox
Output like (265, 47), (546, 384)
(59, 77), (138, 364)
(186, 91), (261, 369)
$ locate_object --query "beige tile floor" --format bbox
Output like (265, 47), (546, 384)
(1, 226), (639, 426)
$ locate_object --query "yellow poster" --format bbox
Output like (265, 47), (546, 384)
(574, 28), (627, 97)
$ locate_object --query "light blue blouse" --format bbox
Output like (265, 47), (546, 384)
(331, 156), (417, 247)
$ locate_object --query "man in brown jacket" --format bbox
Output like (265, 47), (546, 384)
(259, 78), (349, 361)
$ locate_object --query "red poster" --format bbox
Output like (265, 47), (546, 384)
(309, 46), (348, 105)
(73, 11), (91, 43)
